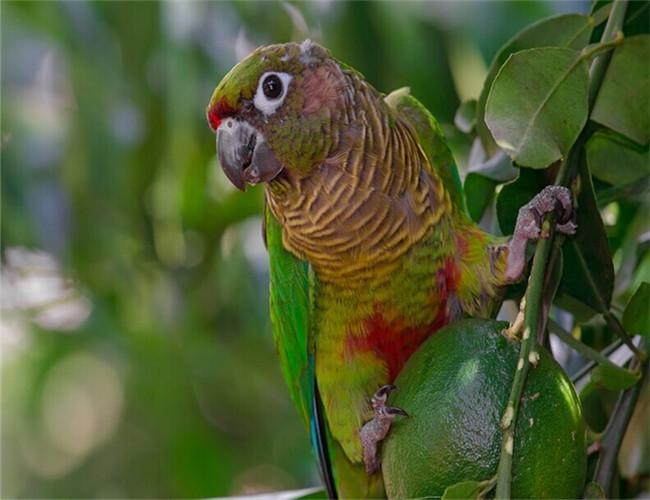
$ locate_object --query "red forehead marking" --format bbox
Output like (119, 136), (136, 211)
(207, 99), (236, 131)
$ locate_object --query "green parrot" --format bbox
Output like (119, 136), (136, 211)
(206, 41), (575, 498)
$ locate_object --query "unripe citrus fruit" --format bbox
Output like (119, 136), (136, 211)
(382, 319), (586, 498)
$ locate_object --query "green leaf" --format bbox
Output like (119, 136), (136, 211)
(464, 151), (517, 222)
(579, 380), (616, 432)
(584, 481), (607, 499)
(591, 362), (641, 390)
(586, 130), (650, 185)
(622, 282), (650, 338)
(592, 35), (650, 145)
(557, 294), (600, 323)
(476, 13), (596, 155)
(442, 480), (485, 499)
(560, 162), (615, 313)
(454, 99), (477, 134)
(465, 175), (496, 223)
(485, 47), (589, 168)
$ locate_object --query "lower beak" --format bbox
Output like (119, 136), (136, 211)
(216, 122), (284, 191)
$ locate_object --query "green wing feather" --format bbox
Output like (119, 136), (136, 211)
(266, 207), (313, 427)
(267, 208), (376, 497)
(385, 87), (468, 216)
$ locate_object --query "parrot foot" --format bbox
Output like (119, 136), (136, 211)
(505, 186), (577, 282)
(359, 384), (408, 476)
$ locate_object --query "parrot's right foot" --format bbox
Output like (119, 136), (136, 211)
(359, 384), (408, 476)
(505, 185), (577, 282)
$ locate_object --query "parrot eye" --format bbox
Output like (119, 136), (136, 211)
(253, 71), (293, 116)
(263, 75), (282, 99)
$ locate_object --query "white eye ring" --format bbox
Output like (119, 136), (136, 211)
(253, 71), (293, 116)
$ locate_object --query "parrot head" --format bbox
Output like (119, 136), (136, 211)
(207, 40), (354, 191)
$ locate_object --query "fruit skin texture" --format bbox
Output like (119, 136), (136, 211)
(382, 319), (587, 499)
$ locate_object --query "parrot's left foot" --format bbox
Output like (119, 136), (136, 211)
(505, 186), (577, 282)
(359, 384), (408, 475)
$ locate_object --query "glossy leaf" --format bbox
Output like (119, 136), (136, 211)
(560, 162), (615, 313)
(485, 47), (589, 168)
(591, 363), (641, 391)
(579, 380), (615, 432)
(622, 282), (650, 338)
(586, 130), (650, 185)
(465, 175), (496, 223)
(592, 35), (650, 145)
(476, 13), (596, 155)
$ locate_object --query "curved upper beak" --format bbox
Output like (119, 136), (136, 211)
(216, 121), (284, 191)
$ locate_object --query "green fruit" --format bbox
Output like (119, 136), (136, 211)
(382, 319), (586, 499)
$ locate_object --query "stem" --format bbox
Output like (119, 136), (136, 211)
(478, 475), (498, 499)
(604, 311), (646, 361)
(548, 318), (621, 368)
(571, 339), (624, 383)
(495, 207), (559, 499)
(495, 3), (629, 497)
(580, 31), (624, 62)
(592, 358), (648, 496)
(537, 235), (564, 345)
(588, 0), (628, 107)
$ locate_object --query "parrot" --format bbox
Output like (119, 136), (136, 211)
(206, 41), (576, 498)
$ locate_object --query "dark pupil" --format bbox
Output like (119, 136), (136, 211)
(262, 75), (282, 99)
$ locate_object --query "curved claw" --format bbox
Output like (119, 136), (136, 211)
(557, 220), (577, 235)
(371, 384), (397, 408)
(554, 197), (572, 224)
(385, 406), (409, 417)
(375, 384), (397, 398)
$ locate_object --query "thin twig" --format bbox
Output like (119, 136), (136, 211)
(571, 339), (625, 383)
(604, 311), (647, 361)
(549, 318), (621, 368)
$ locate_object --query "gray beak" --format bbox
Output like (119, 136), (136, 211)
(216, 121), (284, 191)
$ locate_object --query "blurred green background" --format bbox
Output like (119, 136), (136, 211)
(1, 1), (591, 497)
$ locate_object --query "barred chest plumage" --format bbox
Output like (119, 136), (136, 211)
(265, 82), (452, 286)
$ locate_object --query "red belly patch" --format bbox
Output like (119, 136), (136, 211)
(347, 305), (448, 382)
(345, 258), (459, 382)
